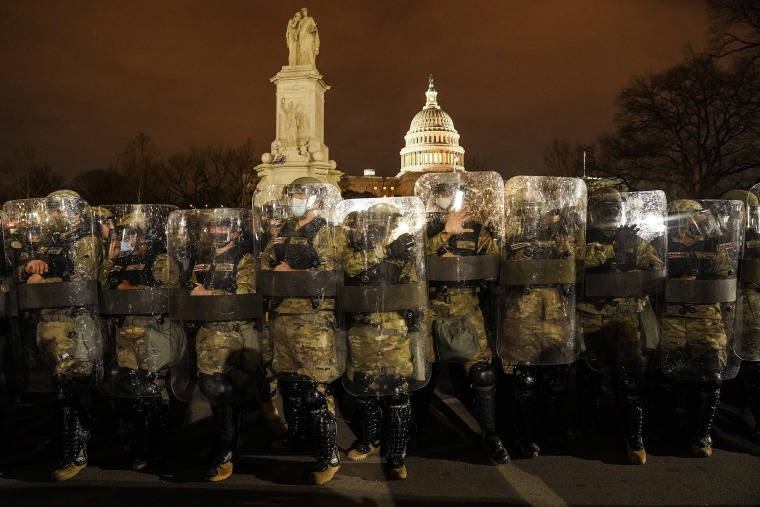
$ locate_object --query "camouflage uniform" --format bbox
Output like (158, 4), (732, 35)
(577, 188), (666, 464)
(188, 232), (258, 481)
(660, 199), (737, 457)
(13, 191), (100, 481)
(0, 228), (22, 405)
(260, 179), (342, 485)
(102, 218), (174, 470)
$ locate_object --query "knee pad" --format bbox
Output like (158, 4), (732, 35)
(304, 384), (327, 412)
(514, 366), (538, 392)
(280, 379), (304, 399)
(388, 391), (410, 407)
(198, 373), (235, 402)
(543, 365), (570, 393)
(469, 361), (497, 389)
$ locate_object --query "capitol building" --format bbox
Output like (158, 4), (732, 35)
(339, 76), (467, 197)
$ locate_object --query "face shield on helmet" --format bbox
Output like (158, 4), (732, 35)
(283, 185), (319, 218)
(114, 213), (149, 257)
(589, 187), (626, 231)
(667, 200), (707, 241)
(205, 217), (240, 248)
(434, 183), (465, 212)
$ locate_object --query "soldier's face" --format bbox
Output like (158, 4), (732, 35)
(210, 225), (237, 247)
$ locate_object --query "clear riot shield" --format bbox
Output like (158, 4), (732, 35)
(334, 197), (430, 396)
(414, 171), (504, 363)
(254, 182), (345, 384)
(2, 196), (102, 392)
(661, 199), (743, 381)
(736, 184), (760, 360)
(167, 208), (262, 403)
(580, 190), (667, 373)
(96, 204), (177, 399)
(0, 213), (23, 402)
(497, 176), (586, 366)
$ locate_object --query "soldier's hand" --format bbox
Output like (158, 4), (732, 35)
(444, 208), (475, 235)
(116, 280), (137, 290)
(25, 259), (48, 275)
(273, 261), (295, 271)
(386, 233), (414, 260)
(614, 225), (639, 254)
(190, 283), (213, 296)
(27, 273), (45, 284)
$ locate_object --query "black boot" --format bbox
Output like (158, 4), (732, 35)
(691, 381), (721, 457)
(131, 396), (168, 471)
(386, 393), (412, 479)
(52, 382), (89, 482)
(409, 362), (440, 440)
(305, 384), (339, 485)
(540, 364), (570, 448)
(204, 401), (240, 481)
(571, 358), (602, 439)
(513, 366), (540, 457)
(619, 365), (646, 464)
(346, 397), (381, 461)
(747, 363), (760, 443)
(272, 380), (309, 451)
(469, 362), (509, 463)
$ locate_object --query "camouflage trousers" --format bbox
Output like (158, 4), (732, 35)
(36, 309), (100, 379)
(580, 305), (646, 369)
(661, 311), (728, 369)
(346, 312), (414, 390)
(429, 289), (491, 372)
(195, 320), (258, 388)
(500, 287), (574, 365)
(115, 316), (171, 373)
(271, 311), (341, 383)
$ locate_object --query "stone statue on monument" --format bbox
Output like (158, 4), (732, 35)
(281, 98), (302, 149)
(285, 7), (320, 68)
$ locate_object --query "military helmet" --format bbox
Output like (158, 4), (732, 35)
(667, 199), (701, 214)
(91, 206), (113, 219)
(291, 177), (321, 185)
(47, 189), (80, 199)
(367, 203), (401, 220)
(589, 186), (624, 203)
(721, 189), (759, 208)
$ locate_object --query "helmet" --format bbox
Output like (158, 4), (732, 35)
(47, 189), (80, 199)
(589, 186), (625, 228)
(44, 189), (86, 231)
(668, 199), (705, 240)
(291, 177), (321, 185)
(202, 209), (242, 248)
(667, 199), (701, 214)
(285, 178), (324, 218)
(91, 206), (113, 220)
(721, 189), (759, 208)
(367, 203), (402, 222)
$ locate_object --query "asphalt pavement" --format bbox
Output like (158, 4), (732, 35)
(1, 367), (759, 507)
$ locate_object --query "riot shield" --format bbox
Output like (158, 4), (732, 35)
(167, 208), (263, 403)
(660, 199), (743, 381)
(735, 184), (760, 360)
(0, 213), (23, 402)
(96, 204), (177, 399)
(580, 190), (667, 372)
(2, 196), (102, 392)
(334, 197), (430, 396)
(497, 176), (586, 366)
(254, 182), (345, 384)
(414, 171), (504, 363)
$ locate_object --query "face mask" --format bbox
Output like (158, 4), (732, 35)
(290, 198), (308, 218)
(212, 233), (231, 248)
(119, 240), (134, 256)
(436, 197), (452, 211)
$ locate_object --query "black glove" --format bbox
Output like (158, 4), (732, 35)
(386, 233), (414, 260)
(613, 225), (640, 258)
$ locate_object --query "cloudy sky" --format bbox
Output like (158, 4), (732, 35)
(0, 0), (709, 180)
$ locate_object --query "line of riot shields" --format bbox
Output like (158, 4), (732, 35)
(0, 176), (754, 438)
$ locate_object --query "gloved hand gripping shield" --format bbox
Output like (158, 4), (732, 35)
(0, 212), (24, 401)
(2, 195), (103, 391)
(497, 176), (586, 366)
(660, 199), (743, 381)
(334, 197), (431, 396)
(96, 204), (177, 399)
(581, 189), (667, 372)
(167, 208), (263, 402)
(733, 185), (760, 360)
(254, 181), (345, 384)
(415, 171), (504, 363)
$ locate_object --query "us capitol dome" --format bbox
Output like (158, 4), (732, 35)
(397, 75), (465, 176)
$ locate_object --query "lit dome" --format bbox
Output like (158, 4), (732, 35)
(398, 76), (465, 176)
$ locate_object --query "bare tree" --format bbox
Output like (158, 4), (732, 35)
(0, 145), (65, 200)
(598, 55), (760, 198)
(118, 132), (162, 203)
(542, 139), (594, 177)
(705, 0), (760, 60)
(70, 167), (126, 205)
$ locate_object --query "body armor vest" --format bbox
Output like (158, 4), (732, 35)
(193, 244), (245, 293)
(37, 228), (87, 281)
(585, 228), (635, 274)
(108, 241), (164, 288)
(273, 216), (325, 270)
(668, 238), (718, 280)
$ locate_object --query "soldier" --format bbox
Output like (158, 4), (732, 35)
(499, 177), (586, 458)
(415, 172), (509, 464)
(578, 187), (665, 464)
(259, 177), (344, 485)
(169, 208), (261, 481)
(659, 199), (742, 457)
(721, 188), (760, 443)
(0, 215), (22, 408)
(4, 190), (102, 481)
(98, 206), (175, 470)
(338, 201), (429, 479)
